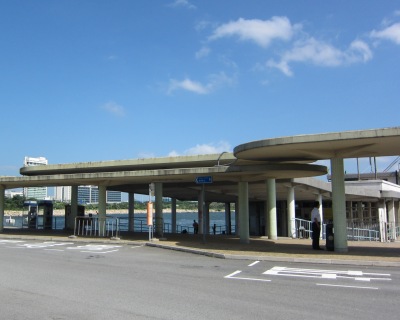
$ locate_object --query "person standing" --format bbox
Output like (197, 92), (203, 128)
(311, 201), (322, 250)
(193, 220), (199, 234)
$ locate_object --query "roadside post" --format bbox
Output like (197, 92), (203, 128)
(148, 183), (155, 241)
(195, 176), (213, 243)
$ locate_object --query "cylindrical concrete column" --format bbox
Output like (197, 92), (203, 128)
(128, 193), (135, 232)
(171, 198), (177, 233)
(205, 202), (210, 235)
(317, 193), (323, 239)
(98, 185), (107, 237)
(0, 186), (4, 232)
(368, 202), (373, 224)
(154, 182), (163, 237)
(198, 191), (203, 234)
(225, 202), (231, 235)
(330, 157), (348, 252)
(388, 200), (396, 240)
(348, 201), (353, 222)
(267, 179), (277, 240)
(287, 186), (296, 238)
(98, 185), (107, 219)
(67, 185), (78, 230)
(357, 201), (363, 222)
(234, 202), (239, 236)
(238, 181), (249, 244)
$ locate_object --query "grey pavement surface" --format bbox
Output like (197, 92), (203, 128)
(1, 229), (400, 267)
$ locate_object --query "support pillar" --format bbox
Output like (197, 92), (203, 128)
(171, 198), (177, 234)
(267, 179), (277, 240)
(388, 200), (396, 241)
(234, 202), (239, 236)
(0, 186), (4, 232)
(67, 185), (78, 230)
(198, 191), (203, 234)
(128, 193), (134, 232)
(330, 157), (348, 252)
(98, 185), (107, 236)
(348, 201), (353, 222)
(154, 182), (163, 237)
(317, 193), (323, 239)
(357, 201), (363, 222)
(368, 202), (373, 224)
(287, 186), (296, 238)
(205, 202), (210, 235)
(378, 200), (387, 242)
(238, 181), (249, 244)
(225, 202), (231, 235)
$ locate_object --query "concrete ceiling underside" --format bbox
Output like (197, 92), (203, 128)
(234, 127), (400, 162)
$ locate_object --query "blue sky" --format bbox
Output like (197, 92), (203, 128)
(1, 0), (399, 177)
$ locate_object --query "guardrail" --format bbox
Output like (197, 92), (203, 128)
(74, 216), (119, 238)
(294, 218), (382, 241)
(347, 222), (380, 241)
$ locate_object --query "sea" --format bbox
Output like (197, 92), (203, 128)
(4, 212), (236, 234)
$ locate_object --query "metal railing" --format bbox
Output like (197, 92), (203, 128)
(347, 222), (380, 241)
(294, 218), (312, 239)
(293, 218), (382, 241)
(74, 216), (119, 238)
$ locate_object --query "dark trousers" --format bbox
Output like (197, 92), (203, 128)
(312, 222), (321, 249)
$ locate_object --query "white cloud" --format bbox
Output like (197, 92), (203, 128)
(168, 141), (232, 156)
(167, 78), (208, 94)
(267, 37), (372, 76)
(370, 22), (400, 45)
(168, 0), (196, 10)
(167, 72), (235, 94)
(195, 46), (211, 59)
(209, 16), (300, 48)
(101, 101), (126, 117)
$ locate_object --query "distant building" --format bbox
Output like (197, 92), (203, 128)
(23, 157), (48, 200)
(54, 186), (72, 202)
(5, 190), (23, 198)
(55, 185), (122, 204)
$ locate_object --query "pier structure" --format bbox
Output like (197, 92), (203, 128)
(1, 127), (400, 252)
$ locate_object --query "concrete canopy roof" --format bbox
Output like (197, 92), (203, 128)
(2, 153), (328, 202)
(234, 127), (400, 162)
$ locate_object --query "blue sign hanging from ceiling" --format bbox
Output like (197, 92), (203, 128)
(195, 176), (213, 184)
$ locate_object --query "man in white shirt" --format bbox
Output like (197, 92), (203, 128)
(311, 201), (322, 250)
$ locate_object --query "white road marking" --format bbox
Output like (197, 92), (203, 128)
(225, 270), (242, 278)
(80, 249), (119, 254)
(224, 270), (271, 282)
(248, 261), (260, 267)
(264, 266), (391, 282)
(18, 242), (74, 249)
(67, 244), (122, 251)
(316, 283), (379, 290)
(0, 240), (24, 244)
(1, 241), (122, 254)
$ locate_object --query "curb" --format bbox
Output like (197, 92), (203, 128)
(145, 242), (400, 268)
(2, 234), (399, 268)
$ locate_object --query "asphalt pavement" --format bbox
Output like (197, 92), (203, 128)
(1, 229), (399, 267)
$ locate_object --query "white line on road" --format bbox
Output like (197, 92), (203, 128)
(80, 250), (120, 254)
(264, 266), (391, 282)
(224, 270), (271, 282)
(225, 270), (242, 278)
(316, 283), (379, 290)
(248, 261), (260, 267)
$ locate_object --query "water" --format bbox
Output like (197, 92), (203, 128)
(4, 212), (236, 234)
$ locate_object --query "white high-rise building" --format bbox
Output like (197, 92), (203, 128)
(23, 156), (48, 200)
(54, 186), (72, 202)
(54, 185), (122, 204)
